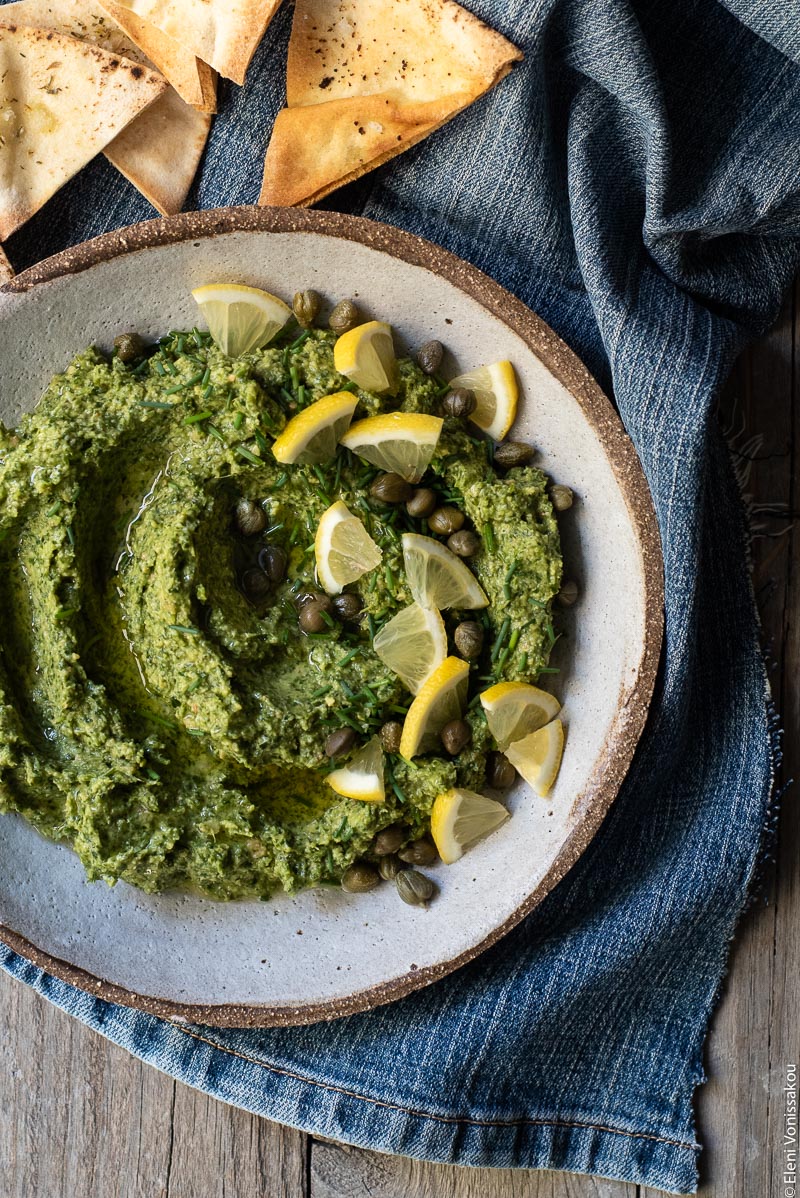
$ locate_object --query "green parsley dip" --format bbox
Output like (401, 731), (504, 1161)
(0, 326), (562, 898)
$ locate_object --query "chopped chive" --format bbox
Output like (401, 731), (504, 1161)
(145, 768), (160, 782)
(264, 522), (284, 537)
(202, 384), (213, 399)
(153, 358), (166, 376)
(538, 666), (560, 674)
(54, 605), (78, 621)
(162, 357), (177, 376)
(508, 628), (521, 652)
(320, 609), (336, 628)
(138, 710), (178, 731)
(46, 500), (62, 517)
(234, 445), (262, 465)
(310, 685), (332, 699)
(288, 524), (301, 546)
(183, 410), (213, 425)
(290, 364), (300, 391)
(274, 471), (289, 488)
(360, 684), (379, 705)
(490, 616), (511, 661)
(335, 816), (350, 838)
(167, 623), (200, 635)
(468, 692), (484, 710)
(367, 571), (378, 593)
(340, 381), (359, 393)
(206, 423), (226, 444)
(366, 614), (376, 640)
(130, 359), (150, 375)
(387, 703), (409, 716)
(139, 399), (176, 410)
(176, 335), (186, 355)
(201, 366), (211, 387)
(163, 371), (204, 395)
(254, 430), (271, 456)
(280, 386), (295, 408)
(66, 525), (75, 548)
(337, 647), (361, 667)
(518, 651), (528, 674)
(233, 412), (244, 430)
(384, 564), (396, 595)
(297, 384), (307, 407)
(290, 330), (311, 352)
(338, 713), (363, 732)
(483, 521), (496, 552)
(312, 464), (328, 488)
(185, 677), (203, 694)
(186, 728), (205, 737)
(340, 680), (356, 699)
(496, 645), (511, 673)
(503, 560), (519, 600)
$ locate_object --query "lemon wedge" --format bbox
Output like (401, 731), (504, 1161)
(448, 362), (519, 441)
(401, 533), (488, 610)
(315, 500), (382, 595)
(430, 787), (510, 864)
(191, 283), (291, 356)
(326, 735), (385, 803)
(399, 656), (469, 759)
(372, 602), (448, 694)
(271, 392), (357, 465)
(480, 682), (561, 750)
(339, 413), (443, 482)
(504, 718), (564, 797)
(333, 320), (398, 394)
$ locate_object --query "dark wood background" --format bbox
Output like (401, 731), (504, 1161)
(1, 283), (796, 1198)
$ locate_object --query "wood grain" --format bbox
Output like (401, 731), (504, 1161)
(1, 285), (797, 1196)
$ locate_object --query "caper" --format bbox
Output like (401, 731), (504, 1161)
(379, 720), (403, 754)
(329, 299), (359, 333)
(440, 719), (472, 756)
(486, 750), (516, 790)
(258, 544), (287, 584)
(379, 855), (404, 882)
(558, 579), (579, 606)
(493, 441), (534, 469)
(341, 862), (380, 894)
(235, 497), (267, 536)
(396, 869), (436, 907)
(370, 472), (413, 504)
(428, 506), (464, 535)
(372, 823), (407, 856)
(454, 620), (484, 659)
(398, 836), (438, 867)
(298, 594), (333, 633)
(241, 567), (271, 600)
(441, 387), (476, 419)
(549, 484), (574, 512)
(406, 488), (437, 519)
(332, 592), (362, 624)
(416, 340), (444, 375)
(292, 289), (321, 328)
(447, 529), (480, 557)
(325, 727), (357, 758)
(113, 332), (144, 363)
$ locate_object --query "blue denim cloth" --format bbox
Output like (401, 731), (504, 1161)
(3, 0), (800, 1192)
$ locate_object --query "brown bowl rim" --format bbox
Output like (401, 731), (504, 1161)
(0, 205), (664, 1027)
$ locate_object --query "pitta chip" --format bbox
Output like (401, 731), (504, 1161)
(108, 0), (281, 85)
(0, 24), (166, 239)
(260, 0), (522, 207)
(99, 0), (217, 111)
(2, 0), (210, 214)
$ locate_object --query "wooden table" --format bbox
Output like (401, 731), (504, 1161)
(2, 286), (797, 1198)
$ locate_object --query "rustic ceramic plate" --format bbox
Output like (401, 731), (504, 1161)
(0, 208), (662, 1027)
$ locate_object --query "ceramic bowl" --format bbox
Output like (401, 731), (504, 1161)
(0, 208), (663, 1026)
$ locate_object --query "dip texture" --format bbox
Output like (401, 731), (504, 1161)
(0, 327), (562, 898)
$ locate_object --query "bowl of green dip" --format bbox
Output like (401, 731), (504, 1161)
(0, 208), (662, 1026)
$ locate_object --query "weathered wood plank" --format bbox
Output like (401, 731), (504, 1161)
(310, 1139), (637, 1197)
(0, 971), (308, 1198)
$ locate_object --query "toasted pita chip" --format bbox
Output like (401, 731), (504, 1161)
(1, 1), (210, 214)
(108, 0), (281, 85)
(260, 0), (522, 208)
(99, 0), (216, 111)
(0, 244), (14, 284)
(0, 24), (166, 239)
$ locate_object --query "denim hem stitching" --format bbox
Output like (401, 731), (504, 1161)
(173, 1023), (700, 1152)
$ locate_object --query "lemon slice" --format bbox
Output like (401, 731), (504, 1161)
(430, 787), (510, 864)
(448, 362), (519, 441)
(504, 718), (564, 797)
(372, 602), (447, 694)
(333, 320), (398, 394)
(339, 413), (443, 482)
(271, 392), (358, 465)
(399, 656), (469, 759)
(315, 500), (382, 594)
(191, 283), (291, 356)
(480, 682), (561, 750)
(401, 533), (488, 610)
(326, 735), (385, 803)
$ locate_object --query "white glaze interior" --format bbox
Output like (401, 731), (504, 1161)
(0, 229), (647, 1009)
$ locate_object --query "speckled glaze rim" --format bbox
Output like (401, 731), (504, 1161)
(0, 206), (664, 1027)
